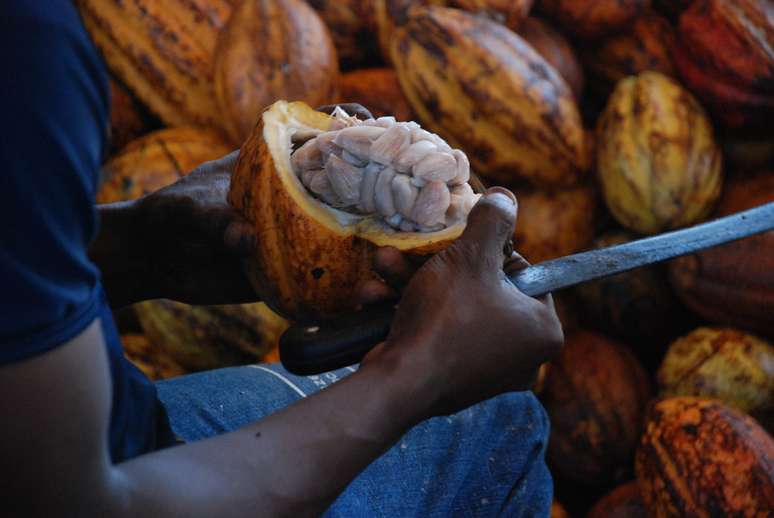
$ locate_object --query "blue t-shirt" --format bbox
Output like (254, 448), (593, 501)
(0, 1), (174, 462)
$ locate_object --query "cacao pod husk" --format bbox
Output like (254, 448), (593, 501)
(335, 68), (414, 122)
(722, 135), (774, 174)
(536, 0), (651, 39)
(670, 172), (774, 339)
(657, 327), (774, 423)
(77, 0), (233, 130)
(596, 71), (723, 235)
(306, 0), (379, 69)
(652, 0), (692, 21)
(541, 330), (652, 486)
(586, 481), (648, 518)
(228, 100), (466, 321)
(518, 17), (584, 99)
(98, 127), (231, 203)
(120, 333), (187, 381)
(512, 184), (600, 264)
(134, 300), (287, 371)
(392, 6), (588, 187)
(636, 397), (774, 517)
(446, 0), (534, 29)
(574, 230), (692, 363)
(214, 0), (339, 145)
(550, 500), (570, 518)
(674, 0), (774, 131)
(580, 11), (676, 97)
(108, 79), (159, 157)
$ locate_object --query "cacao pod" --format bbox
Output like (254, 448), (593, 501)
(574, 230), (692, 360)
(214, 0), (339, 145)
(722, 135), (774, 174)
(670, 172), (774, 338)
(652, 0), (692, 21)
(392, 6), (588, 187)
(580, 11), (676, 97)
(98, 127), (231, 203)
(596, 71), (723, 235)
(336, 68), (414, 122)
(518, 17), (584, 99)
(134, 300), (287, 371)
(536, 0), (651, 39)
(674, 0), (774, 130)
(636, 397), (774, 517)
(108, 79), (159, 157)
(657, 327), (774, 420)
(586, 481), (648, 518)
(77, 0), (233, 130)
(445, 0), (534, 29)
(512, 184), (600, 264)
(228, 100), (472, 321)
(120, 333), (187, 381)
(550, 500), (570, 518)
(541, 330), (652, 486)
(306, 0), (379, 69)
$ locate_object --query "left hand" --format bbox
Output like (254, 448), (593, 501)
(131, 151), (260, 305)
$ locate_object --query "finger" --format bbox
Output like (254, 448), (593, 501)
(373, 247), (419, 289)
(456, 187), (518, 272)
(315, 103), (374, 120)
(223, 218), (257, 257)
(355, 279), (398, 306)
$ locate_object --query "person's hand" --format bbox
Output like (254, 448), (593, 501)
(130, 151), (260, 305)
(363, 187), (564, 417)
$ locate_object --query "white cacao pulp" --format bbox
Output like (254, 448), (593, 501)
(290, 108), (480, 232)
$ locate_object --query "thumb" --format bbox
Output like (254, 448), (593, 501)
(456, 187), (518, 271)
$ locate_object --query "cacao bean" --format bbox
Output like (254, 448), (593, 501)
(370, 124), (412, 165)
(412, 152), (458, 183)
(450, 149), (471, 185)
(394, 140), (437, 172)
(391, 173), (420, 218)
(374, 167), (398, 217)
(334, 125), (386, 156)
(291, 138), (324, 171)
(413, 181), (451, 227)
(308, 169), (342, 207)
(325, 155), (363, 206)
(358, 162), (382, 213)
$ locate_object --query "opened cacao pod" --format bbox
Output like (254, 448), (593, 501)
(518, 17), (584, 99)
(229, 100), (481, 321)
(580, 11), (676, 97)
(670, 172), (774, 338)
(536, 0), (650, 39)
(540, 330), (652, 486)
(657, 327), (774, 422)
(77, 0), (232, 130)
(214, 0), (339, 145)
(587, 481), (648, 518)
(392, 6), (588, 187)
(336, 68), (414, 122)
(597, 71), (723, 235)
(636, 397), (774, 517)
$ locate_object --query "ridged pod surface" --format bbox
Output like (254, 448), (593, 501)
(446, 0), (534, 29)
(636, 397), (774, 517)
(214, 0), (339, 144)
(306, 0), (379, 68)
(134, 301), (287, 370)
(674, 0), (774, 130)
(77, 0), (232, 129)
(670, 172), (774, 339)
(120, 333), (187, 381)
(581, 11), (676, 96)
(540, 330), (651, 485)
(98, 127), (231, 203)
(596, 72), (722, 235)
(336, 68), (414, 122)
(586, 481), (648, 518)
(108, 79), (158, 157)
(518, 17), (584, 99)
(536, 0), (651, 39)
(228, 101), (466, 321)
(511, 184), (599, 264)
(391, 6), (588, 187)
(657, 327), (774, 420)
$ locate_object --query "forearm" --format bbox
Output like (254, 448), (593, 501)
(111, 353), (433, 517)
(88, 200), (155, 307)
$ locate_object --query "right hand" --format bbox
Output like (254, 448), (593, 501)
(363, 187), (564, 418)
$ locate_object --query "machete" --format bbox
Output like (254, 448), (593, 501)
(279, 201), (774, 375)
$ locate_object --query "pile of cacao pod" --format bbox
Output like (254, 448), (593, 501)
(77, 0), (774, 514)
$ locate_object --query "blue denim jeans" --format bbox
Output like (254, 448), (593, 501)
(156, 363), (553, 517)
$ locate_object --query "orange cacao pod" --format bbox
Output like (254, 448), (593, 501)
(120, 333), (187, 381)
(107, 79), (159, 157)
(536, 0), (651, 39)
(336, 68), (414, 122)
(541, 330), (652, 486)
(586, 481), (648, 518)
(518, 17), (584, 99)
(306, 0), (379, 68)
(636, 397), (774, 517)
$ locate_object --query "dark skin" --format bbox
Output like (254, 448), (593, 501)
(3, 104), (564, 516)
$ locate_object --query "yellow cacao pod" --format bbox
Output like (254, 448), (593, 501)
(392, 6), (588, 187)
(214, 0), (339, 144)
(228, 100), (469, 321)
(657, 327), (774, 418)
(518, 17), (584, 99)
(596, 72), (723, 235)
(120, 333), (187, 381)
(77, 0), (232, 130)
